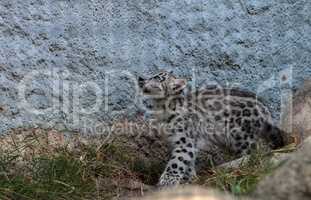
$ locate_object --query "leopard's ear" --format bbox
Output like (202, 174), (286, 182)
(172, 78), (187, 92)
(138, 76), (146, 88)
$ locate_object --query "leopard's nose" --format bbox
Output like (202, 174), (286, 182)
(136, 109), (146, 118)
(143, 87), (151, 93)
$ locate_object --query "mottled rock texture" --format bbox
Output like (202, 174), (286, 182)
(252, 137), (311, 200)
(0, 0), (311, 134)
(136, 186), (235, 200)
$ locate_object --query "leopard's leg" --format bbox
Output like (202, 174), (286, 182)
(158, 135), (197, 186)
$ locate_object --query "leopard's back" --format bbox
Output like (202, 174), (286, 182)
(168, 86), (283, 160)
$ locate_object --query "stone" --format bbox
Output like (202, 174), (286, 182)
(252, 137), (311, 200)
(136, 186), (235, 200)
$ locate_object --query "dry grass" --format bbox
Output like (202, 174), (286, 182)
(0, 123), (167, 200)
(0, 122), (294, 199)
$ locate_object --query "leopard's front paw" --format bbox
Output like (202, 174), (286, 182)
(157, 173), (181, 187)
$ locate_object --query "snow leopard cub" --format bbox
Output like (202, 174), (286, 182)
(138, 71), (285, 186)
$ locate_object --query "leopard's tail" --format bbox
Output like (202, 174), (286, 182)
(262, 122), (286, 149)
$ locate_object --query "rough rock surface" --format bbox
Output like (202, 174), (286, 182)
(136, 186), (235, 200)
(0, 0), (311, 134)
(252, 137), (311, 200)
(281, 79), (311, 144)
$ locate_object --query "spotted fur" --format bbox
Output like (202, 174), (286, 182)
(138, 71), (285, 186)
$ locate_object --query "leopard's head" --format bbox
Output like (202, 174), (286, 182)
(138, 71), (187, 97)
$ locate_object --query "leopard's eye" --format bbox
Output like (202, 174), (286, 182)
(172, 86), (180, 90)
(154, 75), (165, 82)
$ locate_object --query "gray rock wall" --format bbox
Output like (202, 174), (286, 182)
(0, 0), (311, 134)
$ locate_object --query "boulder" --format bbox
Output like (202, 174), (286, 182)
(136, 186), (235, 200)
(252, 137), (311, 200)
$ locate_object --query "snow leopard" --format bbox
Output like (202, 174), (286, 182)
(138, 70), (285, 186)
